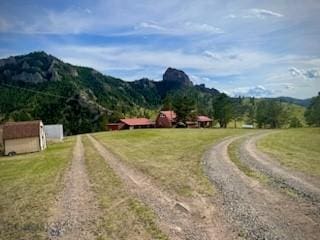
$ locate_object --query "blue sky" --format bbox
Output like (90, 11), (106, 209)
(0, 0), (319, 98)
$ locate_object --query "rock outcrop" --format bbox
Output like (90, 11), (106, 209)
(163, 67), (193, 87)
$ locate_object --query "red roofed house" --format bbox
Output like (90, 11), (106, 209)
(3, 120), (47, 156)
(107, 118), (154, 130)
(155, 110), (177, 128)
(197, 116), (213, 128)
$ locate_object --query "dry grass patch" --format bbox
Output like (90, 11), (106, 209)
(0, 137), (75, 240)
(83, 136), (168, 240)
(93, 129), (249, 197)
(257, 128), (320, 178)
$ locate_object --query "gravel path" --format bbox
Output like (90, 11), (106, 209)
(203, 135), (320, 240)
(47, 135), (99, 240)
(88, 134), (236, 240)
(240, 132), (320, 202)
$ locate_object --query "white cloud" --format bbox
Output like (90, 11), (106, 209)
(184, 22), (223, 34)
(233, 85), (274, 97)
(248, 9), (284, 19)
(135, 21), (167, 31)
(289, 66), (320, 79)
(228, 8), (284, 20)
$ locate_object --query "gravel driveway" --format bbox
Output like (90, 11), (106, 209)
(203, 134), (320, 240)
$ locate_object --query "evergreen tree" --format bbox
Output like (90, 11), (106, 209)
(305, 93), (320, 126)
(212, 93), (233, 128)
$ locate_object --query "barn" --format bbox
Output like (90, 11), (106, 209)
(155, 111), (177, 128)
(3, 120), (47, 156)
(44, 124), (64, 141)
(197, 116), (213, 128)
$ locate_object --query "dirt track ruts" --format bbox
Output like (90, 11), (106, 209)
(88, 134), (236, 240)
(47, 135), (99, 239)
(203, 134), (320, 240)
(240, 132), (320, 202)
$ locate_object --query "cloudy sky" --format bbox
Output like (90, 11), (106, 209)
(0, 0), (319, 98)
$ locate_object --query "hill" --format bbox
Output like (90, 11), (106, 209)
(0, 51), (220, 134)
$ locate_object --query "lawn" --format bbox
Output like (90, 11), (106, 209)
(0, 137), (75, 240)
(83, 136), (168, 240)
(93, 128), (249, 197)
(257, 128), (320, 178)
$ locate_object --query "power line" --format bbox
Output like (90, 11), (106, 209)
(0, 82), (68, 99)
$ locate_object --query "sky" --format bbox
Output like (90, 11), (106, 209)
(0, 0), (319, 99)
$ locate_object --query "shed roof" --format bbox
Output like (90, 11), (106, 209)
(197, 116), (212, 122)
(160, 111), (177, 122)
(3, 120), (42, 140)
(120, 118), (153, 126)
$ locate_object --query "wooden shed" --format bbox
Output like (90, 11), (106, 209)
(119, 118), (154, 130)
(197, 116), (213, 128)
(3, 120), (47, 156)
(155, 111), (177, 128)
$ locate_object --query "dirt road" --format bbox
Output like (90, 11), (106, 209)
(47, 135), (99, 239)
(203, 134), (320, 240)
(88, 134), (236, 240)
(240, 132), (320, 201)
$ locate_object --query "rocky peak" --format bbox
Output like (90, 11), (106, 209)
(163, 67), (193, 87)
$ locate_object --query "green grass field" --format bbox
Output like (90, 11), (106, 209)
(257, 128), (320, 178)
(0, 137), (75, 240)
(83, 136), (168, 240)
(93, 129), (249, 197)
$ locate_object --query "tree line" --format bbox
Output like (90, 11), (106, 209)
(161, 91), (320, 128)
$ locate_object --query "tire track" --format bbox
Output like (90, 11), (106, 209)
(240, 132), (320, 202)
(47, 135), (99, 239)
(203, 134), (320, 240)
(88, 134), (235, 240)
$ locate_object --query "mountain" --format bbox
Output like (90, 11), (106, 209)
(272, 97), (311, 107)
(0, 51), (220, 134)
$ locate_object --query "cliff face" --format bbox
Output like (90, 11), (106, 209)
(163, 67), (193, 87)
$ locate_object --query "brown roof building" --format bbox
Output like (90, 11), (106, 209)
(197, 116), (213, 128)
(107, 118), (154, 131)
(3, 120), (47, 155)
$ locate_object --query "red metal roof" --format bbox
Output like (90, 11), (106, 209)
(160, 111), (177, 122)
(120, 118), (153, 126)
(197, 116), (212, 122)
(3, 120), (42, 140)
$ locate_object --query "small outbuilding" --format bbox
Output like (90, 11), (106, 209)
(155, 111), (177, 128)
(44, 124), (64, 141)
(107, 118), (154, 131)
(197, 116), (213, 128)
(120, 118), (154, 130)
(3, 120), (47, 156)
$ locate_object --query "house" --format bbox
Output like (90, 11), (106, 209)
(3, 120), (47, 156)
(107, 118), (154, 130)
(155, 110), (177, 128)
(197, 116), (213, 128)
(44, 124), (64, 141)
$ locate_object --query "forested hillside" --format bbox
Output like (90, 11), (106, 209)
(0, 51), (313, 134)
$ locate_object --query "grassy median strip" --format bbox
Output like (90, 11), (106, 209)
(228, 138), (269, 183)
(93, 129), (248, 197)
(0, 137), (75, 240)
(228, 137), (300, 198)
(83, 136), (168, 240)
(257, 128), (320, 178)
